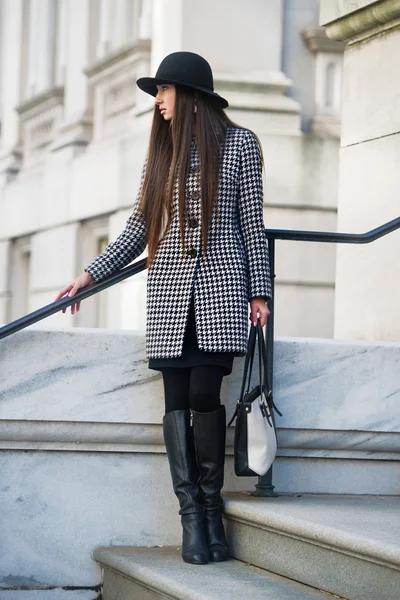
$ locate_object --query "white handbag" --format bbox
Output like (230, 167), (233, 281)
(228, 320), (281, 477)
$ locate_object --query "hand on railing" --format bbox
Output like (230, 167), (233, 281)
(55, 272), (94, 315)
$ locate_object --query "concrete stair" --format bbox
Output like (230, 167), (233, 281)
(94, 494), (400, 600)
(93, 546), (339, 600)
(224, 493), (400, 600)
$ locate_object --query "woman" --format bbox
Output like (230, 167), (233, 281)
(56, 51), (271, 566)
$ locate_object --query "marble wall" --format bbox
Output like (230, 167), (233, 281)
(1, 327), (399, 593)
(3, 327), (400, 433)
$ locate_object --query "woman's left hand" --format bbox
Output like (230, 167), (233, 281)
(250, 297), (270, 328)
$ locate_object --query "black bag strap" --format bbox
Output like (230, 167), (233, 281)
(228, 319), (282, 427)
(245, 327), (257, 396)
(257, 320), (282, 418)
(227, 325), (256, 427)
(239, 324), (257, 402)
(257, 320), (269, 395)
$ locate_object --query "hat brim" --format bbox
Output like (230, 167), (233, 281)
(136, 77), (229, 109)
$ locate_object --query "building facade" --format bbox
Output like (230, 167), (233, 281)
(0, 0), (344, 338)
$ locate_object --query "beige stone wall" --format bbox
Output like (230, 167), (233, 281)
(320, 1), (377, 24)
(321, 0), (400, 341)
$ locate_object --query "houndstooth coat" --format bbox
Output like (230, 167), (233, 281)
(85, 126), (271, 358)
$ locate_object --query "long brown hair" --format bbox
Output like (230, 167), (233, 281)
(139, 85), (263, 266)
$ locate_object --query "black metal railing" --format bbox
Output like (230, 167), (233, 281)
(0, 258), (147, 339)
(253, 215), (400, 497)
(1, 216), (400, 497)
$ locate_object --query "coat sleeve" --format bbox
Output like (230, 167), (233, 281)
(84, 164), (147, 282)
(238, 131), (272, 301)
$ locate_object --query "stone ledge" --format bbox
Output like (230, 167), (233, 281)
(15, 87), (65, 168)
(84, 39), (151, 142)
(1, 421), (399, 461)
(2, 330), (399, 437)
(322, 0), (400, 43)
(94, 546), (335, 600)
(302, 26), (345, 53)
(312, 115), (341, 139)
(224, 493), (400, 600)
(215, 72), (301, 115)
(224, 493), (400, 568)
(84, 39), (151, 80)
(320, 1), (380, 25)
(16, 87), (65, 119)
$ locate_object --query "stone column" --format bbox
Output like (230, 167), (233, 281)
(0, 0), (24, 183)
(138, 0), (153, 40)
(112, 0), (133, 47)
(151, 0), (284, 73)
(181, 0), (284, 74)
(0, 3), (2, 115)
(151, 0), (183, 73)
(149, 0), (300, 134)
(97, 0), (112, 58)
(52, 0), (93, 152)
(55, 0), (68, 87)
(320, 0), (400, 341)
(26, 0), (39, 97)
(25, 0), (57, 97)
(35, 0), (57, 93)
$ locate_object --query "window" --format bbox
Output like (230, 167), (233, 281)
(9, 237), (31, 321)
(95, 235), (109, 328)
(77, 218), (109, 328)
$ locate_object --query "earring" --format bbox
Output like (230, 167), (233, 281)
(193, 101), (197, 114)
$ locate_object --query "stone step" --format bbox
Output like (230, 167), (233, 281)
(93, 546), (339, 600)
(223, 493), (400, 600)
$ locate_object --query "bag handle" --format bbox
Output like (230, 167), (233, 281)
(257, 320), (282, 418)
(238, 323), (257, 402)
(228, 319), (282, 427)
(227, 325), (257, 427)
(257, 320), (269, 395)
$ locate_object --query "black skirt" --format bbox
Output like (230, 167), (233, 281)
(148, 297), (235, 375)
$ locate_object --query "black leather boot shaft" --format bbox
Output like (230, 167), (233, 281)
(192, 406), (229, 562)
(163, 409), (208, 564)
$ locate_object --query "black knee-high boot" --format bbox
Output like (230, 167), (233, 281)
(163, 409), (209, 565)
(192, 406), (229, 562)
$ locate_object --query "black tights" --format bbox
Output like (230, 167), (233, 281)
(161, 366), (226, 414)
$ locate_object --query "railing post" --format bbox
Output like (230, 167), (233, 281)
(252, 237), (279, 498)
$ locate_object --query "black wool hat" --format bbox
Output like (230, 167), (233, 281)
(136, 51), (229, 109)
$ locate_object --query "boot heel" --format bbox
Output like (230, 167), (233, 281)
(205, 508), (229, 562)
(181, 512), (209, 565)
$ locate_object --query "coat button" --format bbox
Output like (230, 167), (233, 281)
(189, 218), (199, 228)
(188, 248), (198, 258)
(190, 164), (199, 173)
(192, 191), (200, 201)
